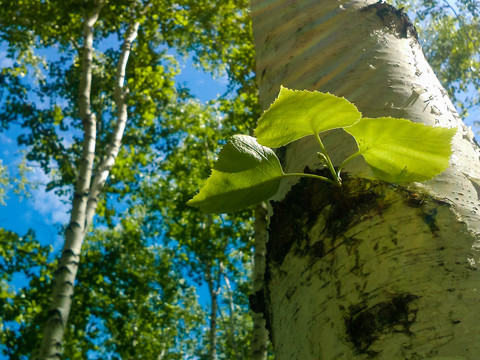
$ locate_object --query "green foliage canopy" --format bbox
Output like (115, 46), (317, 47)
(0, 0), (259, 358)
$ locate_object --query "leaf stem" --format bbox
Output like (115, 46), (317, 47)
(283, 172), (337, 185)
(336, 150), (362, 177)
(314, 132), (341, 186)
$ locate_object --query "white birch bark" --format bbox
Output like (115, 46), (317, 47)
(206, 262), (220, 360)
(221, 265), (242, 360)
(33, 4), (104, 358)
(33, 5), (142, 359)
(250, 0), (480, 358)
(84, 19), (140, 229)
(250, 203), (269, 360)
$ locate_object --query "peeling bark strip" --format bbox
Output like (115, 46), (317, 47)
(251, 0), (480, 358)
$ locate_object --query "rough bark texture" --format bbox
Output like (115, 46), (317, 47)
(251, 0), (480, 359)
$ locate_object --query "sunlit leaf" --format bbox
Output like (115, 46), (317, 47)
(344, 117), (456, 182)
(255, 86), (361, 148)
(188, 135), (285, 213)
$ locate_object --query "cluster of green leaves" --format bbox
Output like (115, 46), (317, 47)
(189, 87), (456, 213)
(0, 157), (34, 207)
(0, 229), (54, 358)
(0, 214), (205, 359)
(0, 0), (255, 200)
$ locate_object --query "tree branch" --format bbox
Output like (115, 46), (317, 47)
(84, 19), (141, 231)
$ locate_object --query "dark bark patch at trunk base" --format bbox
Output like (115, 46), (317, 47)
(265, 171), (458, 354)
(268, 170), (392, 267)
(346, 294), (419, 356)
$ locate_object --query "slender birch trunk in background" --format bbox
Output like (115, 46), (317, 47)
(220, 263), (242, 360)
(205, 263), (220, 360)
(250, 0), (480, 358)
(33, 3), (142, 358)
(250, 202), (268, 360)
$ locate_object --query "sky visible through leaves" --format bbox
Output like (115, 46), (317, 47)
(0, 45), (228, 285)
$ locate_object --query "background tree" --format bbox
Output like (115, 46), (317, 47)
(0, 0), (260, 358)
(0, 229), (54, 358)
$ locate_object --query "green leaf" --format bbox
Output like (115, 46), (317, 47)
(344, 117), (456, 182)
(214, 134), (273, 172)
(188, 135), (285, 213)
(255, 86), (361, 148)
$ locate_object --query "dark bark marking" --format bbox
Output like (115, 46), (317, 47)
(249, 288), (266, 314)
(73, 191), (89, 200)
(66, 221), (82, 232)
(268, 169), (390, 267)
(346, 294), (418, 355)
(46, 309), (63, 320)
(422, 208), (440, 234)
(360, 1), (418, 40)
(62, 249), (78, 258)
(265, 172), (395, 348)
(268, 168), (329, 266)
(262, 272), (274, 344)
(54, 265), (74, 276)
(285, 286), (297, 300)
(401, 188), (449, 236)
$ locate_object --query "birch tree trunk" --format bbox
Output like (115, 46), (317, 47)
(33, 4), (141, 358)
(250, 0), (480, 359)
(221, 266), (242, 360)
(251, 203), (269, 360)
(206, 263), (220, 360)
